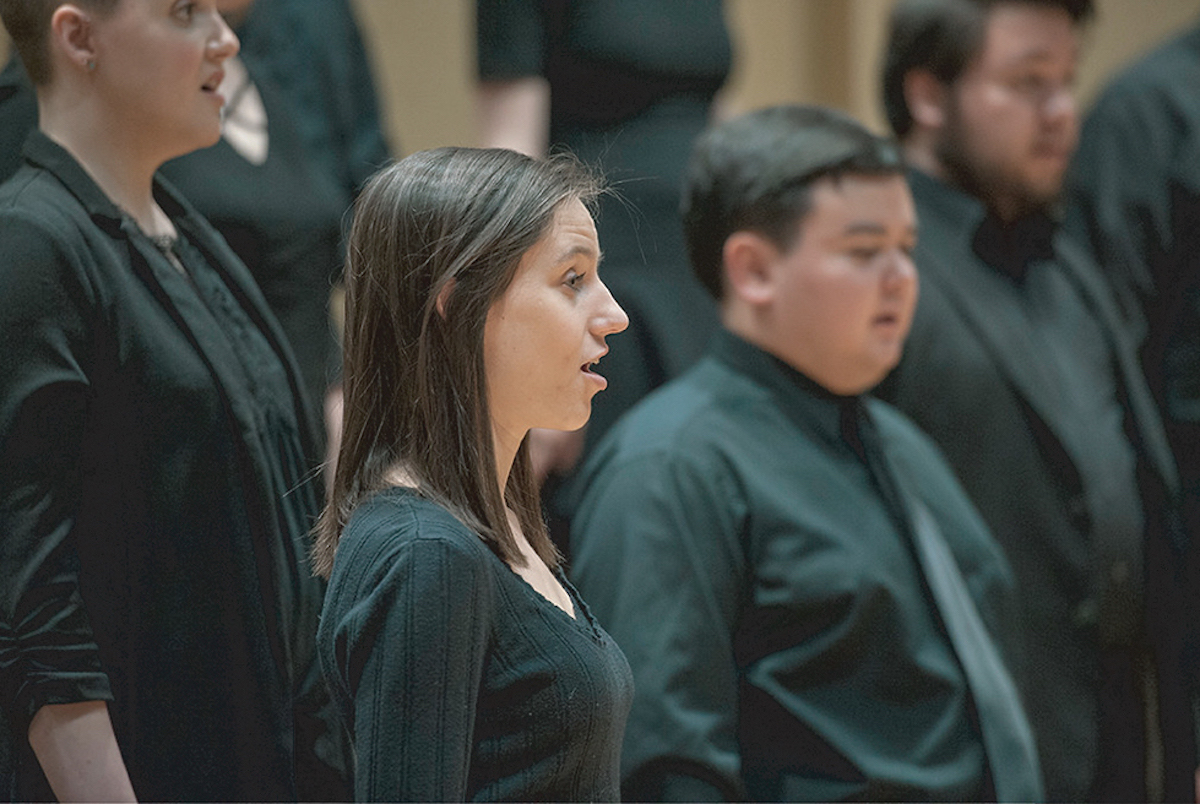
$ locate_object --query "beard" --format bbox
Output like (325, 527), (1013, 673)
(934, 100), (1065, 223)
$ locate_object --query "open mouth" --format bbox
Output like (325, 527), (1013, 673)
(582, 359), (608, 390)
(201, 72), (224, 95)
(582, 347), (608, 374)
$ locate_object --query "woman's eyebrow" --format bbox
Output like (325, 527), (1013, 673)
(554, 244), (603, 266)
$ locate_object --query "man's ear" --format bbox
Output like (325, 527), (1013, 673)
(722, 231), (778, 307)
(434, 277), (456, 318)
(904, 68), (949, 132)
(49, 5), (98, 74)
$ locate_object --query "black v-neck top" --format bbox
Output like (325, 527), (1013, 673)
(319, 486), (634, 801)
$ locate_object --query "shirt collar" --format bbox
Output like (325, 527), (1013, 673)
(20, 128), (195, 240)
(1, 55), (24, 93)
(710, 328), (867, 452)
(22, 129), (125, 228)
(907, 167), (1058, 282)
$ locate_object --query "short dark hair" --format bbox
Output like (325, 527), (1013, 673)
(882, 0), (1095, 138)
(312, 147), (602, 578)
(0, 0), (119, 85)
(681, 104), (905, 300)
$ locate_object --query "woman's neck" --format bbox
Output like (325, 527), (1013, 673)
(492, 424), (524, 501)
(37, 94), (171, 237)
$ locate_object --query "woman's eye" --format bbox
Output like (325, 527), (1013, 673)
(173, 1), (196, 22)
(849, 248), (879, 262)
(564, 271), (584, 290)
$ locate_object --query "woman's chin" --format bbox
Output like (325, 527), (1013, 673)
(550, 408), (593, 435)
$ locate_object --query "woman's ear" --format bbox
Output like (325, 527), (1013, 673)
(904, 68), (949, 132)
(434, 277), (457, 319)
(722, 231), (778, 307)
(50, 4), (99, 74)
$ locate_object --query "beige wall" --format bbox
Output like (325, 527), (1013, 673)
(1078, 0), (1199, 103)
(4, 1), (1198, 151)
(352, 0), (478, 153)
(722, 0), (1200, 133)
(355, 0), (1198, 152)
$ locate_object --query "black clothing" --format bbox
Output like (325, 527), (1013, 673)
(1067, 21), (1200, 539)
(0, 56), (340, 429)
(879, 169), (1194, 801)
(319, 487), (634, 802)
(0, 132), (336, 800)
(158, 68), (346, 425)
(0, 0), (390, 421)
(477, 0), (731, 135)
(477, 0), (731, 542)
(236, 0), (391, 201)
(571, 330), (1039, 801)
(0, 58), (32, 184)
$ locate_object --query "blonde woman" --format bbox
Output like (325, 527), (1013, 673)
(0, 0), (341, 799)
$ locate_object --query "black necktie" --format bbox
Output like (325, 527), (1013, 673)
(852, 404), (1044, 803)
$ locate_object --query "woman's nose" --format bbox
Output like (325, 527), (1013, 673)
(593, 279), (629, 337)
(208, 12), (241, 61)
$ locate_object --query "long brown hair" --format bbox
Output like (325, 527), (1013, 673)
(312, 147), (602, 578)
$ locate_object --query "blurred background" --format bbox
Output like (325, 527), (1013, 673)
(4, 0), (1197, 155)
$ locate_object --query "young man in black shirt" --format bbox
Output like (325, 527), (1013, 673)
(570, 104), (1040, 802)
(879, 1), (1195, 799)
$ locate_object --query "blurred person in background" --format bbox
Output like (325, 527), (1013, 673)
(0, 0), (391, 467)
(878, 0), (1196, 798)
(1067, 15), (1200, 547)
(476, 0), (731, 553)
(0, 0), (346, 798)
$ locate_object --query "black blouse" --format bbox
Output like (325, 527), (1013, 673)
(319, 486), (634, 802)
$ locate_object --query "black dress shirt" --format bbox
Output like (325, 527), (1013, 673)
(571, 329), (1038, 801)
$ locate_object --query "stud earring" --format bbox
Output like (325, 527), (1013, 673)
(86, 59), (96, 72)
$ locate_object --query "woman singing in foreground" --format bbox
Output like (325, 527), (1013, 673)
(313, 147), (632, 801)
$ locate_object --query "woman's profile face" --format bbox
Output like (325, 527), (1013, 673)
(483, 198), (629, 445)
(87, 0), (239, 159)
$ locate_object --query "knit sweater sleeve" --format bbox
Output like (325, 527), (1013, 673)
(320, 512), (496, 802)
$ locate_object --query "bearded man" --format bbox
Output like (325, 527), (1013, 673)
(878, 1), (1197, 800)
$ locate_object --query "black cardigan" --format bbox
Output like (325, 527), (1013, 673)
(0, 132), (342, 800)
